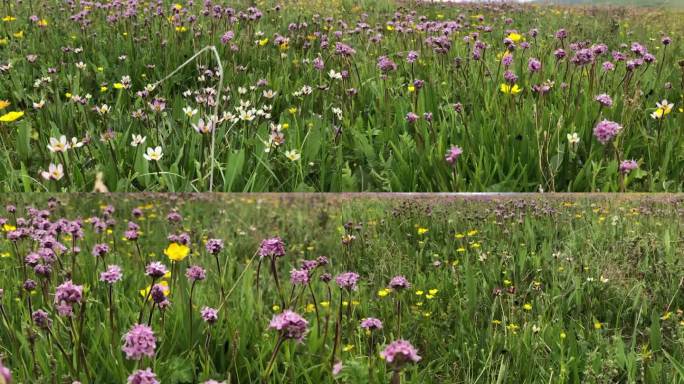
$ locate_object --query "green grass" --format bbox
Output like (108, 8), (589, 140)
(0, 1), (682, 192)
(0, 194), (684, 383)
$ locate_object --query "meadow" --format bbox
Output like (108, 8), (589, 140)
(0, 1), (682, 192)
(0, 194), (682, 383)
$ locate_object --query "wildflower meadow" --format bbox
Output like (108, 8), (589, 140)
(0, 1), (682, 192)
(0, 194), (683, 383)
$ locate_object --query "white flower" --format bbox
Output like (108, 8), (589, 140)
(328, 69), (342, 80)
(656, 99), (674, 114)
(75, 61), (86, 70)
(567, 132), (580, 146)
(182, 106), (198, 117)
(131, 134), (146, 147)
(239, 110), (255, 122)
(262, 90), (277, 99)
(332, 107), (343, 120)
(192, 117), (215, 134)
(95, 104), (111, 115)
(238, 87), (247, 95)
(70, 137), (84, 149)
(33, 99), (45, 109)
(285, 149), (301, 161)
(41, 163), (64, 181)
(143, 146), (163, 161)
(47, 136), (69, 153)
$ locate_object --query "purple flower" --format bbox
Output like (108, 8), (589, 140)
(92, 243), (110, 258)
(122, 324), (156, 360)
(662, 36), (672, 46)
(388, 275), (410, 290)
(149, 284), (167, 304)
(380, 339), (421, 368)
(32, 309), (52, 330)
(406, 51), (419, 64)
(445, 146), (463, 166)
(593, 120), (622, 144)
(602, 61), (615, 72)
(206, 238), (224, 255)
(377, 56), (397, 73)
(313, 56), (324, 71)
(200, 307), (219, 324)
(405, 112), (418, 124)
(55, 280), (83, 306)
(186, 265), (207, 282)
(0, 359), (11, 384)
(335, 272), (360, 291)
(269, 310), (309, 342)
(127, 368), (159, 384)
(503, 70), (518, 84)
(595, 94), (613, 108)
(360, 317), (383, 331)
(220, 31), (234, 44)
(100, 265), (123, 284)
(619, 160), (638, 174)
(554, 49), (566, 60)
(334, 42), (355, 57)
(290, 268), (310, 285)
(145, 262), (168, 279)
(259, 237), (286, 258)
(527, 58), (541, 73)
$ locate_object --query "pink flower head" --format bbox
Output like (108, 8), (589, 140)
(127, 368), (159, 384)
(360, 317), (383, 331)
(186, 265), (206, 282)
(269, 310), (309, 342)
(593, 120), (622, 144)
(200, 307), (219, 324)
(619, 159), (638, 174)
(122, 324), (156, 360)
(388, 275), (411, 290)
(380, 339), (421, 368)
(445, 146), (463, 165)
(259, 237), (286, 258)
(335, 272), (360, 291)
(100, 265), (123, 284)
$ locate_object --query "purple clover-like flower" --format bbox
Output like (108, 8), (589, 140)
(380, 339), (421, 368)
(593, 119), (622, 144)
(269, 310), (309, 342)
(100, 265), (123, 284)
(127, 368), (159, 384)
(122, 324), (156, 360)
(259, 237), (286, 258)
(335, 272), (360, 291)
(360, 317), (383, 331)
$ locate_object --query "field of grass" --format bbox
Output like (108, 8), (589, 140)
(0, 1), (681, 192)
(0, 194), (683, 383)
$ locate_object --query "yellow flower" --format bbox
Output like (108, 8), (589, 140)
(288, 107), (297, 114)
(3, 224), (16, 232)
(0, 38), (7, 45)
(428, 289), (438, 295)
(258, 38), (269, 46)
(113, 83), (124, 89)
(0, 111), (24, 122)
(417, 227), (428, 235)
(0, 252), (10, 258)
(281, 123), (289, 130)
(661, 311), (672, 321)
(523, 303), (532, 311)
(415, 290), (424, 296)
(560, 331), (567, 340)
(386, 25), (394, 31)
(37, 19), (48, 27)
(320, 301), (330, 308)
(305, 303), (315, 313)
(272, 305), (281, 312)
(500, 83), (522, 95)
(2, 16), (16, 22)
(455, 233), (464, 239)
(456, 247), (466, 253)
(0, 100), (9, 109)
(175, 26), (187, 33)
(342, 344), (354, 352)
(12, 31), (23, 39)
(594, 321), (602, 330)
(507, 32), (523, 43)
(164, 242), (190, 262)
(377, 288), (391, 297)
(100, 86), (108, 93)
(174, 3), (183, 10)
(467, 230), (478, 236)
(407, 84), (415, 93)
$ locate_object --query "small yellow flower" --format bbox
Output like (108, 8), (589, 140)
(272, 305), (281, 312)
(560, 331), (567, 340)
(113, 83), (124, 89)
(507, 32), (523, 43)
(0, 38), (7, 45)
(258, 38), (269, 46)
(175, 26), (187, 33)
(386, 25), (394, 31)
(661, 311), (672, 321)
(417, 227), (428, 235)
(0, 100), (10, 109)
(523, 303), (532, 311)
(500, 83), (522, 95)
(594, 321), (602, 330)
(0, 111), (24, 122)
(320, 301), (330, 308)
(281, 123), (289, 130)
(455, 233), (464, 239)
(377, 288), (391, 297)
(305, 303), (315, 313)
(428, 289), (438, 295)
(467, 230), (478, 236)
(37, 19), (48, 27)
(288, 107), (297, 114)
(100, 86), (108, 93)
(3, 224), (17, 232)
(407, 84), (415, 93)
(164, 242), (190, 262)
(12, 31), (23, 39)
(2, 16), (16, 22)
(457, 247), (466, 253)
(342, 344), (354, 352)
(415, 290), (424, 296)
